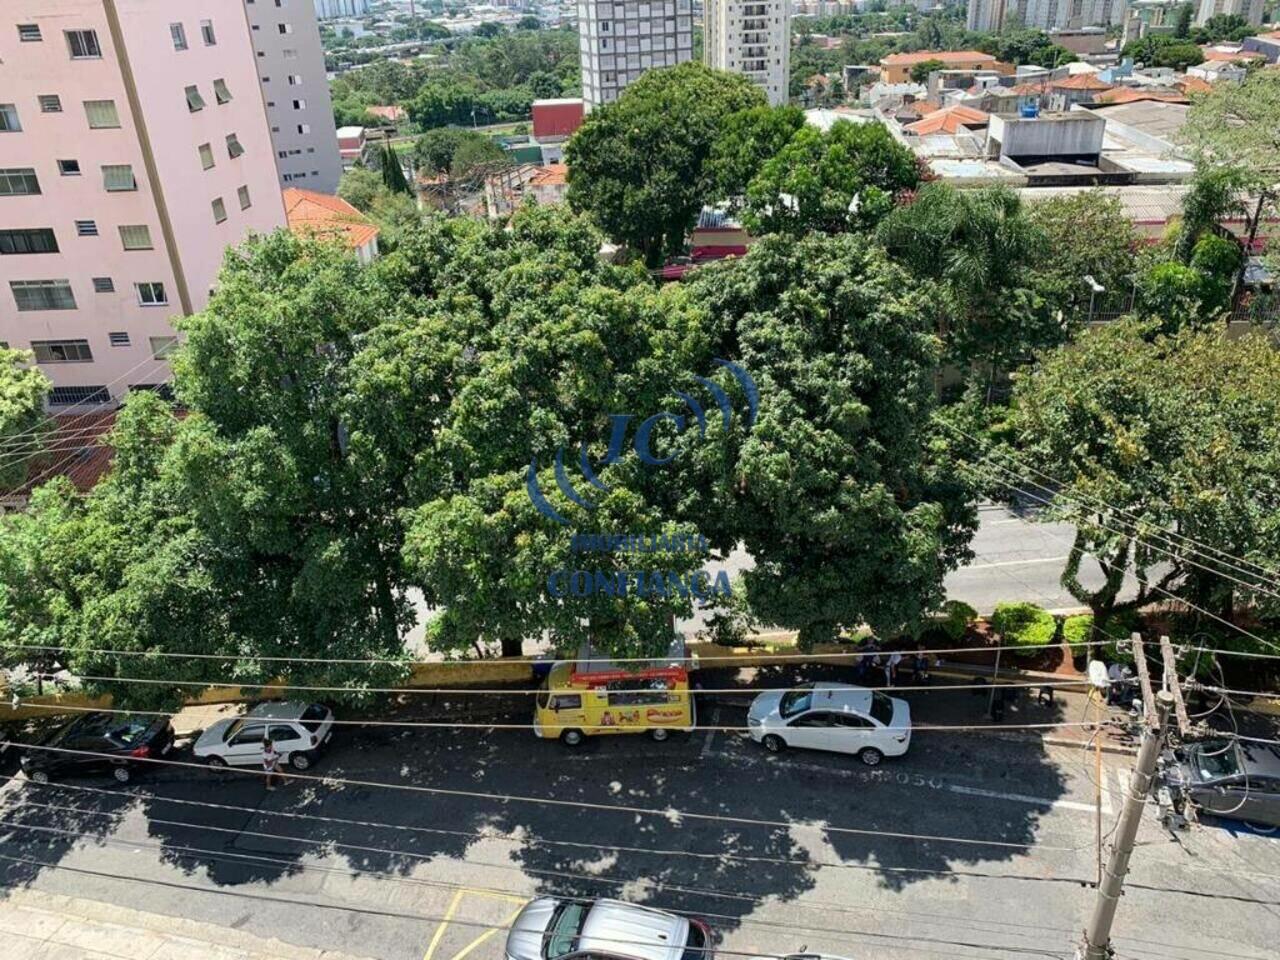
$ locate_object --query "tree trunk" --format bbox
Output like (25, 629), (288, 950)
(1230, 193), (1268, 313)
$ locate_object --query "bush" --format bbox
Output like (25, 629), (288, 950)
(1062, 614), (1092, 659)
(939, 600), (977, 641)
(991, 602), (1057, 657)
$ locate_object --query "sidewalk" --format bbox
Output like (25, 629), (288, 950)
(0, 888), (379, 960)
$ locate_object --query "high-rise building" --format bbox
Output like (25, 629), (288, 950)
(578, 1), (695, 111)
(314, 0), (371, 19)
(1194, 0), (1264, 25)
(966, 0), (1008, 32)
(0, 1), (287, 407)
(704, 1), (791, 107)
(1017, 0), (1125, 29)
(244, 0), (342, 194)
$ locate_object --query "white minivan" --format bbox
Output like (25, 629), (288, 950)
(747, 682), (911, 766)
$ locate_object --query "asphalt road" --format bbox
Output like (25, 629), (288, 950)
(2, 702), (1277, 960)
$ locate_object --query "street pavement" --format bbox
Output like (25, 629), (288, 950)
(2, 689), (1277, 960)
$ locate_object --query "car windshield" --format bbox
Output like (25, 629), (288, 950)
(870, 691), (895, 726)
(300, 704), (328, 733)
(104, 717), (151, 745)
(779, 687), (814, 718)
(1196, 743), (1242, 780)
(544, 902), (590, 960)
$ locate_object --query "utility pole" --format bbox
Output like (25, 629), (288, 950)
(1078, 639), (1173, 960)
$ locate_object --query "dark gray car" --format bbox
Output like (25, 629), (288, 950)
(1163, 740), (1280, 829)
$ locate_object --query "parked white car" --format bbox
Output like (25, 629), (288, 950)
(747, 682), (911, 765)
(193, 701), (335, 771)
(506, 897), (712, 960)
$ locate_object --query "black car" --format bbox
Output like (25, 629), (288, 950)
(1163, 739), (1280, 829)
(0, 715), (70, 776)
(19, 712), (175, 785)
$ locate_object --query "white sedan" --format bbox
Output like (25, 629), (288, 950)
(193, 701), (335, 771)
(747, 682), (911, 766)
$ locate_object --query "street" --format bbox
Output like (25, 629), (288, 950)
(3, 694), (1277, 960)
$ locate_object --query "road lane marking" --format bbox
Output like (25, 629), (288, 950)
(424, 889), (464, 960)
(943, 783), (1099, 813)
(448, 903), (529, 960)
(961, 556), (1071, 570)
(700, 707), (720, 759)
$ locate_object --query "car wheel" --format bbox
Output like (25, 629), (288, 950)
(112, 765), (132, 784)
(28, 770), (50, 785)
(289, 752), (312, 771)
(205, 755), (228, 770)
(858, 747), (884, 767)
(560, 728), (585, 747)
(649, 728), (670, 742)
(762, 734), (786, 754)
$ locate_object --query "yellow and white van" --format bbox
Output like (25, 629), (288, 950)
(533, 660), (696, 746)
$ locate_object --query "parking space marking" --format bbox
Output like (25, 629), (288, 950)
(424, 887), (529, 960)
(448, 902), (530, 960)
(945, 782), (1098, 814)
(423, 889), (464, 960)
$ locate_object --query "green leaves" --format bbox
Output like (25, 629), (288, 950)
(0, 347), (50, 491)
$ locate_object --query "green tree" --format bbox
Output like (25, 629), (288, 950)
(379, 143), (411, 195)
(565, 62), (765, 266)
(413, 127), (506, 177)
(910, 58), (946, 83)
(1024, 190), (1141, 316)
(1179, 71), (1280, 307)
(449, 132), (509, 182)
(1174, 3), (1194, 38)
(337, 166), (384, 212)
(1012, 321), (1280, 642)
(0, 347), (50, 490)
(705, 105), (807, 204)
(743, 120), (920, 236)
(681, 234), (977, 648)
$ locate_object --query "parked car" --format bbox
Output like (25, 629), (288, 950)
(747, 682), (911, 766)
(193, 701), (334, 771)
(1162, 739), (1280, 829)
(19, 712), (174, 784)
(0, 715), (67, 776)
(506, 897), (712, 960)
(750, 953), (855, 960)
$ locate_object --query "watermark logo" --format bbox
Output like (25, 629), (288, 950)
(526, 358), (759, 525)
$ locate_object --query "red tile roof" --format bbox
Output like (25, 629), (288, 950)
(1007, 81), (1051, 96)
(529, 163), (568, 187)
(1200, 45), (1266, 61)
(881, 49), (997, 66)
(283, 187), (380, 250)
(4, 412), (118, 500)
(1176, 76), (1214, 94)
(904, 104), (990, 135)
(1093, 87), (1189, 105)
(1051, 73), (1114, 91)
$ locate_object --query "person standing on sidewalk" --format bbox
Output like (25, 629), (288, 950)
(262, 737), (281, 790)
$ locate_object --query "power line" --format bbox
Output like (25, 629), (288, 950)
(5, 701), (1105, 736)
(937, 418), (1280, 586)
(0, 742), (1089, 852)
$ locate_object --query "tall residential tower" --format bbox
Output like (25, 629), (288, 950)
(704, 1), (791, 107)
(578, 1), (695, 110)
(1, 1), (286, 407)
(244, 0), (342, 193)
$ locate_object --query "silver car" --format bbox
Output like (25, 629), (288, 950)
(506, 897), (712, 960)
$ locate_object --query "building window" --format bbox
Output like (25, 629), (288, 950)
(0, 104), (21, 132)
(278, 23), (294, 35)
(226, 133), (245, 159)
(198, 143), (215, 170)
(185, 85), (206, 112)
(65, 30), (102, 60)
(109, 331), (130, 346)
(84, 100), (120, 129)
(94, 278), (116, 293)
(292, 99), (306, 110)
(200, 19), (217, 46)
(32, 339), (93, 363)
(0, 229), (58, 255)
(102, 164), (137, 192)
(288, 75), (303, 85)
(11, 281), (77, 312)
(119, 224), (153, 250)
(136, 282), (168, 306)
(50, 386), (109, 406)
(213, 79), (232, 105)
(38, 95), (63, 114)
(282, 48), (298, 60)
(0, 168), (40, 195)
(150, 336), (179, 359)
(170, 23), (188, 51)
(57, 159), (80, 177)
(75, 220), (98, 237)
(211, 197), (228, 223)
(18, 24), (42, 42)
(238, 185), (252, 209)
(296, 123), (310, 135)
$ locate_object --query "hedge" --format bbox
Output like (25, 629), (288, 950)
(991, 602), (1057, 657)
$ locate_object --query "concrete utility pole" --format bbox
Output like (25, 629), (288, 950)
(1079, 638), (1174, 960)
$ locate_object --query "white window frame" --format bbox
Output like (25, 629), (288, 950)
(136, 282), (168, 307)
(65, 29), (102, 60)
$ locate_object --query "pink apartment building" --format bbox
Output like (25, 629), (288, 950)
(0, 1), (286, 409)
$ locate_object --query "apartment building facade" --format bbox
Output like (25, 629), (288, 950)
(704, 0), (790, 107)
(966, 0), (1009, 33)
(1194, 0), (1265, 25)
(1, 1), (286, 408)
(245, 0), (342, 193)
(578, 1), (695, 111)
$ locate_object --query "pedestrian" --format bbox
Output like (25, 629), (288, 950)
(912, 645), (930, 684)
(1106, 660), (1125, 706)
(856, 637), (880, 683)
(262, 736), (281, 791)
(885, 652), (903, 687)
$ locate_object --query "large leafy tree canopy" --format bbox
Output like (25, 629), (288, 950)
(1011, 321), (1280, 644)
(565, 62), (765, 266)
(0, 347), (50, 490)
